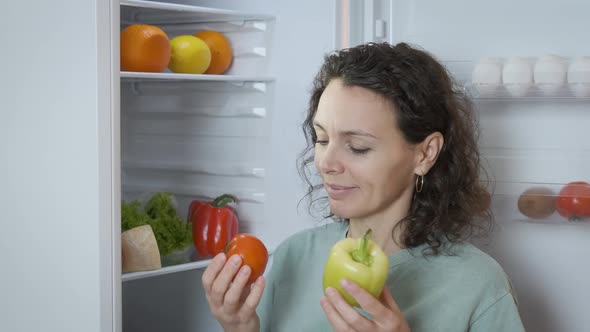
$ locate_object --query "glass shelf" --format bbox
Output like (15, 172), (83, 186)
(123, 160), (266, 178)
(120, 0), (273, 25)
(121, 72), (275, 83)
(123, 183), (266, 204)
(122, 247), (275, 282)
(123, 256), (211, 282)
(466, 83), (590, 100)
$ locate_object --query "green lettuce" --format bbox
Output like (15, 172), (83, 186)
(121, 192), (192, 256)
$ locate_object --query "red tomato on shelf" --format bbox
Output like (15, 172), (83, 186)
(555, 181), (590, 221)
(225, 234), (268, 285)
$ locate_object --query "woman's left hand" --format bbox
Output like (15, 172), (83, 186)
(320, 279), (411, 332)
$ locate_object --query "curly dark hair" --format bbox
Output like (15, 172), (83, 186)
(297, 42), (492, 255)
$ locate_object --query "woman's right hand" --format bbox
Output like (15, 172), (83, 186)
(202, 252), (266, 332)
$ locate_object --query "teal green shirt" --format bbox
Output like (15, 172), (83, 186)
(257, 222), (525, 332)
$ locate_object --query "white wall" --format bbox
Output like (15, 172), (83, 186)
(0, 1), (115, 331)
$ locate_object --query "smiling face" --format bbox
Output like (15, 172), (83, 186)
(313, 79), (419, 220)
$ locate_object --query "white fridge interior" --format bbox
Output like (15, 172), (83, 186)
(119, 0), (337, 331)
(119, 1), (590, 331)
(120, 1), (276, 330)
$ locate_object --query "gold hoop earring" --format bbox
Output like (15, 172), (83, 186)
(415, 174), (424, 193)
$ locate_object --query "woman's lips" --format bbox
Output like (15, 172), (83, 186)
(325, 183), (357, 200)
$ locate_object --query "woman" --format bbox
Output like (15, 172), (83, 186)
(202, 42), (525, 332)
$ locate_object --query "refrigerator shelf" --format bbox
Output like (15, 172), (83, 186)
(124, 106), (266, 118)
(120, 0), (273, 24)
(124, 80), (270, 95)
(506, 217), (590, 226)
(122, 257), (213, 282)
(125, 113), (270, 137)
(466, 83), (590, 100)
(150, 21), (269, 34)
(121, 72), (275, 83)
(123, 160), (266, 178)
(122, 248), (275, 282)
(123, 183), (266, 204)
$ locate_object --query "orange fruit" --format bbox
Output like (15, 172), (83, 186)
(120, 24), (170, 72)
(194, 30), (233, 75)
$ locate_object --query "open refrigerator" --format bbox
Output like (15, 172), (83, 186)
(118, 0), (337, 331)
(2, 0), (589, 331)
(121, 1), (590, 331)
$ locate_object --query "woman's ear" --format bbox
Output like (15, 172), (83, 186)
(414, 132), (444, 175)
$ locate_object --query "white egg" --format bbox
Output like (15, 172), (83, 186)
(472, 57), (502, 97)
(472, 57), (502, 83)
(534, 55), (567, 84)
(534, 55), (567, 95)
(503, 57), (533, 83)
(503, 57), (533, 97)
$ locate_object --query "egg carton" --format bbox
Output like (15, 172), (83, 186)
(470, 55), (590, 98)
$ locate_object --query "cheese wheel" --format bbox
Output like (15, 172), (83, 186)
(122, 225), (162, 273)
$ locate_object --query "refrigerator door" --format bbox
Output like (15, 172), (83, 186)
(1, 0), (119, 332)
(344, 1), (590, 331)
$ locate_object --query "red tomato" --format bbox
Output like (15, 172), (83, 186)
(555, 181), (590, 221)
(225, 234), (268, 285)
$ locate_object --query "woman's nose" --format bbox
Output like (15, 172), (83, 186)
(317, 145), (344, 175)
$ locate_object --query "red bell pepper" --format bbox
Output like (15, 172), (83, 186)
(189, 194), (239, 257)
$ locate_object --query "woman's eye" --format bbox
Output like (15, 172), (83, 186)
(315, 140), (328, 146)
(349, 146), (370, 154)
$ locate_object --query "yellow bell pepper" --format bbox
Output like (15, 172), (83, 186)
(323, 229), (388, 307)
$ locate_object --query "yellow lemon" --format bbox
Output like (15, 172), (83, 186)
(168, 35), (211, 74)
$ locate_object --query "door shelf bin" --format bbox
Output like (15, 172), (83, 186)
(486, 181), (590, 225)
(466, 83), (590, 100)
(441, 61), (590, 100)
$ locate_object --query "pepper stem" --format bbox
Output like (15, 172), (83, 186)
(351, 229), (373, 266)
(211, 194), (237, 208)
